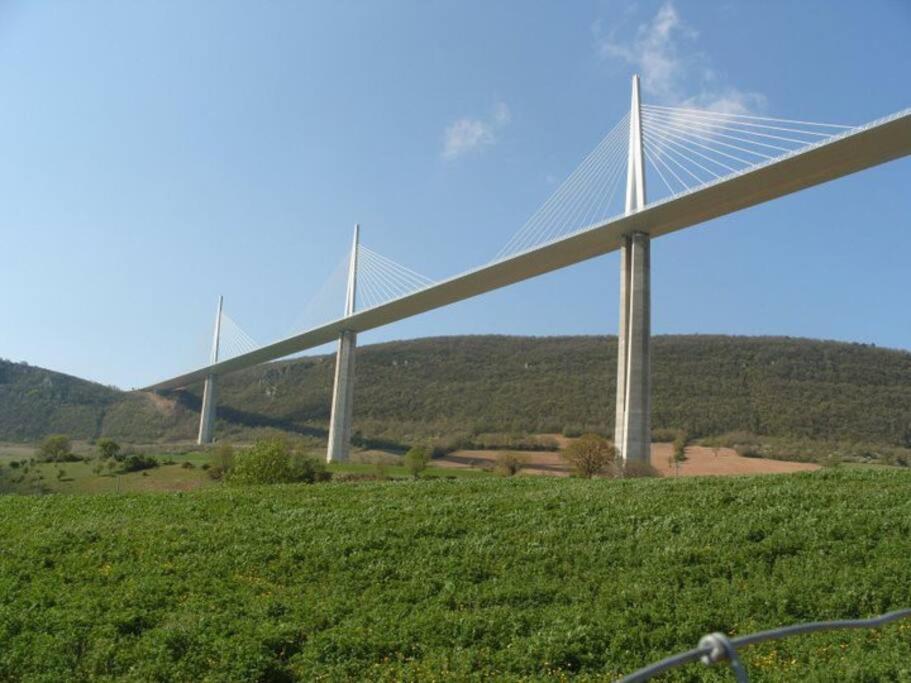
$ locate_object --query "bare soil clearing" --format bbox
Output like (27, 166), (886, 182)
(436, 443), (820, 477)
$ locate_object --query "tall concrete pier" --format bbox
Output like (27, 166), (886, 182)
(197, 295), (223, 445)
(326, 225), (360, 463)
(614, 74), (651, 463)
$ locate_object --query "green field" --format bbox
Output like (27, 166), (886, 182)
(1, 469), (910, 681)
(0, 445), (489, 496)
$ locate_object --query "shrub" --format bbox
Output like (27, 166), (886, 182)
(623, 460), (660, 478)
(97, 438), (121, 460)
(120, 454), (159, 473)
(562, 434), (616, 478)
(181, 461), (195, 469)
(735, 444), (763, 458)
(208, 443), (236, 481)
(672, 431), (689, 462)
(38, 435), (72, 462)
(562, 425), (583, 438)
(652, 428), (682, 442)
(496, 452), (528, 477)
(404, 446), (430, 479)
(228, 439), (329, 485)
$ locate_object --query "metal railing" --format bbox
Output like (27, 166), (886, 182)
(617, 608), (911, 682)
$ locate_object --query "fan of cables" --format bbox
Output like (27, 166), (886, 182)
(217, 311), (260, 361)
(494, 112), (631, 263)
(640, 104), (855, 198)
(355, 244), (435, 311)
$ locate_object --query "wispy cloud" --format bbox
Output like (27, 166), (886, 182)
(595, 1), (765, 114)
(442, 101), (511, 161)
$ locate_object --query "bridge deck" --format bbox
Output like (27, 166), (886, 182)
(145, 109), (911, 392)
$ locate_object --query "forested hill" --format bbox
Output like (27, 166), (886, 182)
(0, 360), (118, 441)
(2, 335), (911, 447)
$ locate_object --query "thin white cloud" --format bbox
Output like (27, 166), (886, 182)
(595, 1), (765, 113)
(442, 101), (511, 161)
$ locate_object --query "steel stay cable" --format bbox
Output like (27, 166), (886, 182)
(641, 129), (707, 185)
(642, 121), (741, 174)
(642, 103), (852, 129)
(643, 114), (788, 157)
(642, 105), (852, 138)
(522, 122), (629, 251)
(358, 246), (434, 288)
(587, 145), (631, 228)
(642, 145), (676, 195)
(495, 132), (613, 259)
(356, 269), (386, 310)
(357, 256), (402, 305)
(566, 133), (630, 240)
(496, 113), (629, 260)
(646, 111), (834, 145)
(642, 120), (762, 166)
(642, 134), (690, 192)
(504, 122), (623, 257)
(643, 113), (796, 155)
(357, 249), (431, 298)
(641, 127), (727, 182)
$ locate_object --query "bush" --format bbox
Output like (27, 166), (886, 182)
(97, 438), (121, 460)
(208, 443), (236, 481)
(735, 444), (763, 458)
(652, 428), (682, 442)
(404, 446), (430, 479)
(623, 460), (660, 478)
(562, 434), (616, 478)
(672, 431), (689, 461)
(496, 452), (528, 477)
(38, 435), (73, 462)
(228, 439), (329, 485)
(562, 425), (583, 438)
(120, 454), (159, 473)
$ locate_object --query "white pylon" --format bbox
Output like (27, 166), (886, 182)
(615, 74), (651, 464)
(197, 295), (223, 445)
(326, 225), (360, 463)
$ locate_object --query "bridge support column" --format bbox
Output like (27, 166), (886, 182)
(326, 225), (360, 463)
(327, 330), (357, 462)
(614, 235), (631, 451)
(614, 73), (651, 465)
(198, 374), (218, 444)
(197, 295), (223, 445)
(619, 232), (651, 462)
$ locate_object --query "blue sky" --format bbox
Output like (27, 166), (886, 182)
(1, 1), (909, 389)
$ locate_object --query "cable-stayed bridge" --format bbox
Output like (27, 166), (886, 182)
(145, 76), (911, 462)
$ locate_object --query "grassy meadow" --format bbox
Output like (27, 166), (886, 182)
(1, 469), (910, 681)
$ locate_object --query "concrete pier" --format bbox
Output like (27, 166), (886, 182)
(197, 295), (223, 445)
(327, 329), (357, 462)
(197, 373), (218, 444)
(326, 225), (360, 463)
(613, 235), (631, 450)
(621, 232), (651, 462)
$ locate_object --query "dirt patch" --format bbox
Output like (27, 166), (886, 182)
(436, 443), (820, 478)
(437, 450), (571, 476)
(142, 391), (178, 417)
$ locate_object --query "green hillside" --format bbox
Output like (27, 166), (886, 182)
(1, 470), (910, 680)
(0, 359), (118, 441)
(3, 335), (911, 452)
(205, 335), (911, 450)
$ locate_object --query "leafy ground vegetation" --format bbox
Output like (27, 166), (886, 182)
(1, 469), (909, 681)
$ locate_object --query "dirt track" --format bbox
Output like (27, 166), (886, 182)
(435, 443), (820, 477)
